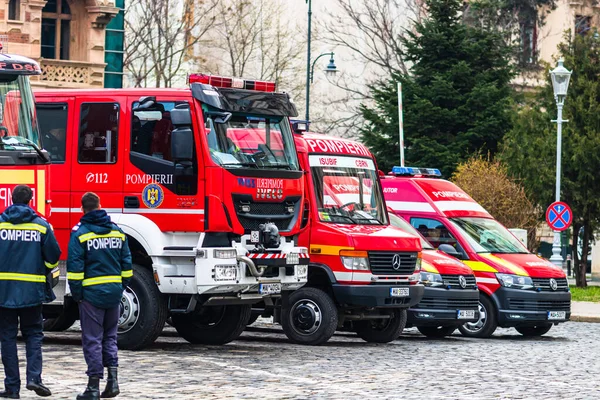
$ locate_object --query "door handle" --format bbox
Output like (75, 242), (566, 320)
(124, 196), (139, 208)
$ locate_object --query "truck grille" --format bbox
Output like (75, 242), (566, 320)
(232, 195), (300, 233)
(368, 251), (417, 275)
(440, 274), (477, 289)
(417, 297), (479, 310)
(507, 299), (571, 312)
(531, 278), (568, 292)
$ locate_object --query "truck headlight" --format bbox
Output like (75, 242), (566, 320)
(340, 250), (370, 271)
(420, 272), (443, 287)
(214, 265), (237, 281)
(296, 265), (308, 279)
(496, 273), (533, 290)
(214, 249), (237, 259)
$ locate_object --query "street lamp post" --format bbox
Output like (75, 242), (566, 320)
(549, 58), (572, 268)
(305, 0), (337, 122)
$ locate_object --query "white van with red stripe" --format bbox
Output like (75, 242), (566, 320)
(382, 167), (571, 337)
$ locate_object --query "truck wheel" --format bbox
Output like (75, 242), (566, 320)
(354, 309), (407, 343)
(247, 314), (260, 326)
(515, 324), (552, 337)
(458, 295), (497, 338)
(43, 306), (78, 332)
(171, 305), (251, 345)
(281, 287), (338, 345)
(117, 265), (168, 350)
(417, 325), (456, 338)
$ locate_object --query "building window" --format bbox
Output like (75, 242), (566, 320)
(105, 0), (125, 88)
(575, 15), (591, 36)
(8, 0), (20, 21)
(78, 103), (119, 164)
(36, 103), (68, 163)
(520, 21), (536, 65)
(41, 0), (71, 60)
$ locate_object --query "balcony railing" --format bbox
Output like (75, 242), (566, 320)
(34, 59), (106, 88)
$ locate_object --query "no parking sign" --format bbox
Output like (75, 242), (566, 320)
(546, 201), (572, 232)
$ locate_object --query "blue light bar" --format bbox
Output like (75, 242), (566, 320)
(391, 166), (442, 177)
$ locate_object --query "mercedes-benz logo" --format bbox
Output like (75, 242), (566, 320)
(458, 275), (467, 289)
(549, 278), (558, 291)
(392, 254), (402, 270)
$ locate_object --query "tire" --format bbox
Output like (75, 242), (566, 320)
(354, 309), (407, 343)
(458, 295), (497, 338)
(417, 325), (456, 338)
(43, 306), (78, 332)
(171, 305), (251, 345)
(247, 313), (260, 326)
(515, 324), (552, 337)
(281, 287), (338, 345)
(117, 265), (168, 350)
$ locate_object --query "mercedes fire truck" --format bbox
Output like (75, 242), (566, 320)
(34, 74), (309, 349)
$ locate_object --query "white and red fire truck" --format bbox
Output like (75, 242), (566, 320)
(34, 74), (309, 349)
(242, 123), (425, 345)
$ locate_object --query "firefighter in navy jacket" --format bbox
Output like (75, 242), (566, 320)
(67, 192), (132, 400)
(0, 185), (61, 399)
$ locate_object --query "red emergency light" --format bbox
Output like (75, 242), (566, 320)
(188, 73), (276, 92)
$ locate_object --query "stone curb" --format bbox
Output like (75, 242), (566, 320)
(571, 315), (600, 323)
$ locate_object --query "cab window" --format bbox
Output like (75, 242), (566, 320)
(36, 103), (67, 163)
(410, 217), (466, 257)
(78, 103), (119, 163)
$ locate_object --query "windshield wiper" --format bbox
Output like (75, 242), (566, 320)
(222, 161), (259, 168)
(266, 163), (292, 170)
(0, 138), (48, 162)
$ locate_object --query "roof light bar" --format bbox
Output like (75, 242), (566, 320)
(290, 119), (310, 134)
(188, 73), (276, 92)
(391, 166), (442, 177)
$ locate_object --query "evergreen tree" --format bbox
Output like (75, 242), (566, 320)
(360, 0), (514, 177)
(502, 32), (600, 287)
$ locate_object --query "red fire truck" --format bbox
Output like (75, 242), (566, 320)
(34, 74), (309, 349)
(387, 212), (479, 337)
(245, 124), (424, 345)
(383, 167), (571, 337)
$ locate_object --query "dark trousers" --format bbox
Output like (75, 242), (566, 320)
(0, 305), (44, 393)
(79, 301), (119, 378)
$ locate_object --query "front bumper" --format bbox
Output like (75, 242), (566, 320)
(493, 286), (572, 327)
(407, 286), (479, 327)
(332, 283), (424, 308)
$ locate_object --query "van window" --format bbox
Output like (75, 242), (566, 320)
(78, 103), (119, 163)
(36, 103), (67, 163)
(410, 217), (465, 255)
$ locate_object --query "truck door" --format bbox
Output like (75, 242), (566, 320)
(36, 98), (73, 248)
(69, 98), (124, 226)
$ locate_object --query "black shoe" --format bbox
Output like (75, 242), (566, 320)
(100, 367), (120, 398)
(77, 377), (100, 400)
(0, 390), (20, 399)
(26, 381), (51, 397)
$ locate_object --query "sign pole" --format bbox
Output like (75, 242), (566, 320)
(397, 82), (404, 167)
(550, 102), (565, 267)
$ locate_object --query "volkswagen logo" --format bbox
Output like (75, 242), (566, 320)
(392, 254), (402, 270)
(549, 278), (558, 291)
(458, 275), (467, 289)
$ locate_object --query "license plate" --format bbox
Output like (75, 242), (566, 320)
(548, 311), (566, 320)
(259, 283), (281, 295)
(457, 310), (476, 320)
(390, 287), (409, 297)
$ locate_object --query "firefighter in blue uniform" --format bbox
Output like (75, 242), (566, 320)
(0, 185), (61, 399)
(67, 192), (132, 400)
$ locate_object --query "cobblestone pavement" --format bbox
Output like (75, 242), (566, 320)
(1, 320), (599, 400)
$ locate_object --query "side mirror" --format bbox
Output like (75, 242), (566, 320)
(171, 128), (194, 161)
(170, 108), (192, 127)
(438, 244), (461, 258)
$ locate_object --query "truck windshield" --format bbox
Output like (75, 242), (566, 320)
(0, 76), (41, 151)
(205, 110), (299, 171)
(450, 217), (529, 254)
(309, 155), (387, 225)
(388, 212), (434, 249)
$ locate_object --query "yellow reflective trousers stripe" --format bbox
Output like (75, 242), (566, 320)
(121, 270), (133, 278)
(78, 231), (125, 243)
(82, 275), (122, 287)
(67, 272), (85, 281)
(0, 222), (47, 234)
(0, 272), (46, 283)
